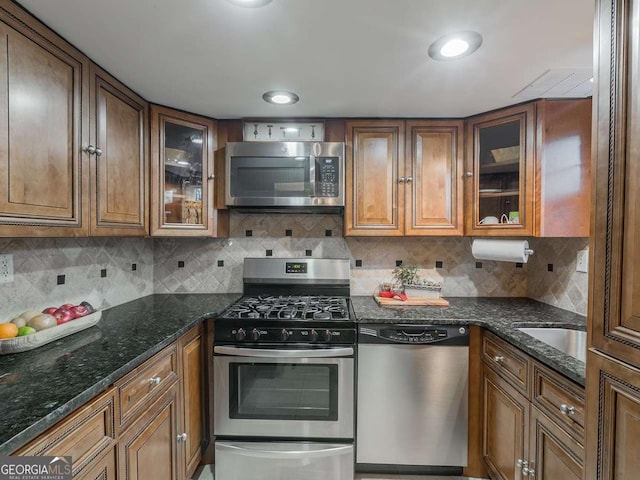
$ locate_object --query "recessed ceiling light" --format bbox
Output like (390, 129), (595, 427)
(263, 91), (300, 105)
(226, 0), (272, 7)
(428, 31), (483, 61)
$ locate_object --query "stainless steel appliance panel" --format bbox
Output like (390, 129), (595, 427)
(356, 343), (468, 466)
(225, 141), (344, 207)
(215, 441), (354, 480)
(242, 257), (350, 285)
(214, 348), (354, 439)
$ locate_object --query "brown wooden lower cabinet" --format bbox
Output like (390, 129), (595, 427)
(118, 382), (181, 480)
(585, 349), (640, 480)
(482, 364), (529, 480)
(178, 325), (204, 479)
(482, 347), (585, 480)
(75, 446), (117, 480)
(14, 325), (206, 480)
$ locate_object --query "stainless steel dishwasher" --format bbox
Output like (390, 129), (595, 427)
(356, 324), (469, 475)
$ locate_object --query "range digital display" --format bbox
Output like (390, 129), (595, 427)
(285, 262), (307, 274)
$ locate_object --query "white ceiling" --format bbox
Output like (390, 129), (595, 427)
(17, 0), (594, 119)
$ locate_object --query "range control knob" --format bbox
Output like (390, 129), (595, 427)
(309, 329), (319, 342)
(235, 328), (246, 341)
(323, 329), (333, 342)
(279, 329), (290, 341)
(248, 328), (260, 342)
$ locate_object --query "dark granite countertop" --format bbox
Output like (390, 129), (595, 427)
(351, 296), (586, 386)
(0, 293), (240, 456)
(1, 294), (587, 456)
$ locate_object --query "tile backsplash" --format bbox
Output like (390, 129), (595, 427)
(0, 213), (590, 319)
(0, 238), (153, 320)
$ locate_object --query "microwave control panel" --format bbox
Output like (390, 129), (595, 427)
(315, 157), (340, 197)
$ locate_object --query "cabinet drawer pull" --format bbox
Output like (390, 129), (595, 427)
(516, 459), (528, 468)
(149, 376), (161, 386)
(523, 466), (535, 477)
(493, 355), (505, 363)
(177, 432), (187, 442)
(84, 145), (97, 155)
(559, 403), (576, 416)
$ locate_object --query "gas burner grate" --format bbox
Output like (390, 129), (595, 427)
(220, 295), (351, 321)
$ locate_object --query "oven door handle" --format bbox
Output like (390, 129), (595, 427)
(213, 346), (354, 357)
(216, 442), (353, 459)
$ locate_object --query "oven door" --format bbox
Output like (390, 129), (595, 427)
(214, 346), (354, 439)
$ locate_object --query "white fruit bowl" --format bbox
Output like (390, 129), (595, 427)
(0, 310), (102, 355)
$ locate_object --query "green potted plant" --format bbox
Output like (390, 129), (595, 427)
(391, 264), (443, 298)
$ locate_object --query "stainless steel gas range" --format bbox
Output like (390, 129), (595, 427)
(214, 258), (355, 480)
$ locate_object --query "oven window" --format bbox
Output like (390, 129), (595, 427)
(229, 363), (338, 421)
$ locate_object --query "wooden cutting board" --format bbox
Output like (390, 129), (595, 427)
(373, 295), (450, 307)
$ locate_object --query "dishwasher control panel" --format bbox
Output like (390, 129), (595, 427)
(359, 325), (468, 345)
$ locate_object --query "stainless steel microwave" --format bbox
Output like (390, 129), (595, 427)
(225, 141), (345, 208)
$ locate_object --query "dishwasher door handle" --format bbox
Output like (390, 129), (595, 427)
(216, 442), (353, 459)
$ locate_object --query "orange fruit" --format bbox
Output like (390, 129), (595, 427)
(0, 322), (19, 339)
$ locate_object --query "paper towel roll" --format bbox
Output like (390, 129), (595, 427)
(471, 239), (534, 263)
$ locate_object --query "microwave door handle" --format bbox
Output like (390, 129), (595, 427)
(213, 346), (354, 357)
(216, 442), (353, 459)
(310, 155), (317, 197)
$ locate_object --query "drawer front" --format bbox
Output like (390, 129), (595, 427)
(74, 446), (117, 480)
(116, 344), (178, 430)
(482, 331), (530, 395)
(16, 388), (116, 476)
(531, 361), (585, 440)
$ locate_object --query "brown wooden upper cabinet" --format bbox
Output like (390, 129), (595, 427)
(465, 99), (591, 237)
(466, 103), (536, 236)
(0, 2), (89, 237)
(89, 65), (148, 236)
(345, 119), (463, 236)
(151, 105), (223, 237)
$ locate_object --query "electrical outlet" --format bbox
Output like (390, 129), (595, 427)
(0, 254), (14, 284)
(576, 249), (589, 273)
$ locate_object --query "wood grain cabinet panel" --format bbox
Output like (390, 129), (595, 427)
(528, 406), (583, 480)
(0, 3), (89, 236)
(116, 344), (178, 431)
(178, 325), (204, 480)
(345, 120), (405, 235)
(482, 331), (531, 395)
(586, 350), (640, 480)
(118, 383), (180, 480)
(405, 121), (464, 235)
(89, 64), (148, 236)
(16, 388), (117, 478)
(482, 365), (529, 480)
(74, 446), (117, 480)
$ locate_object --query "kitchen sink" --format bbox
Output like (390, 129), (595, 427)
(517, 328), (587, 362)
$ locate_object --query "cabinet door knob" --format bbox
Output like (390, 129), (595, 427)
(523, 466), (535, 477)
(95, 147), (103, 157)
(149, 376), (161, 386)
(207, 174), (215, 180)
(516, 459), (528, 468)
(398, 177), (406, 183)
(84, 145), (96, 155)
(493, 355), (505, 363)
(405, 177), (413, 183)
(559, 403), (576, 416)
(465, 171), (473, 177)
(176, 432), (187, 442)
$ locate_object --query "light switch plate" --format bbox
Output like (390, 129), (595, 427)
(0, 254), (14, 283)
(576, 249), (588, 273)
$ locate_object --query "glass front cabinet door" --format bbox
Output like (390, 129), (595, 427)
(151, 106), (217, 236)
(465, 103), (535, 235)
